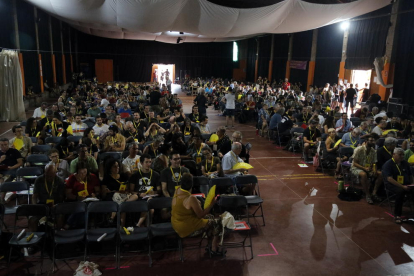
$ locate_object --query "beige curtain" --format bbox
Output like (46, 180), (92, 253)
(0, 50), (26, 122)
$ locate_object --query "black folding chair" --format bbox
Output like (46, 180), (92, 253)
(289, 127), (305, 153)
(218, 196), (253, 260)
(29, 137), (38, 144)
(52, 202), (86, 272)
(67, 136), (82, 145)
(45, 137), (63, 145)
(193, 176), (210, 195)
(117, 201), (150, 268)
(147, 197), (180, 267)
(26, 154), (49, 167)
(181, 160), (198, 176)
(210, 177), (236, 195)
(0, 203), (4, 232)
(98, 151), (122, 162)
(0, 182), (30, 217)
(84, 201), (118, 264)
(16, 167), (43, 183)
(235, 175), (265, 226)
(377, 138), (385, 148)
(8, 204), (49, 273)
(338, 147), (354, 184)
(31, 145), (52, 154)
(201, 133), (212, 142)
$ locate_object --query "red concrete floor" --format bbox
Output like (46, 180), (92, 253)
(1, 85), (414, 275)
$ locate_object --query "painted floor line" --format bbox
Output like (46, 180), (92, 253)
(0, 129), (11, 137)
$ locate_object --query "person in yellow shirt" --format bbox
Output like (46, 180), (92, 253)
(9, 125), (33, 158)
(171, 173), (224, 256)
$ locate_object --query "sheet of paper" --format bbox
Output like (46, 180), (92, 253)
(298, 164), (308, 168)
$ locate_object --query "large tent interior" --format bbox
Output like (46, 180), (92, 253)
(1, 0), (414, 275)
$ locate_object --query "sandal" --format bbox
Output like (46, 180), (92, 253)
(395, 216), (403, 224)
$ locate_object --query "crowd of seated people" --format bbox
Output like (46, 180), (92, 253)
(186, 77), (413, 219)
(0, 79), (262, 256)
(1, 75), (414, 239)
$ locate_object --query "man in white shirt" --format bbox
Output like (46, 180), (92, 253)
(71, 115), (88, 136)
(224, 88), (236, 128)
(222, 142), (254, 195)
(122, 143), (141, 177)
(92, 116), (109, 137)
(374, 108), (387, 120)
(100, 97), (110, 108)
(372, 120), (387, 137)
(33, 102), (48, 119)
(222, 142), (245, 178)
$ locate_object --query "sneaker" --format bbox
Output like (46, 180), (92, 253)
(366, 196), (374, 204)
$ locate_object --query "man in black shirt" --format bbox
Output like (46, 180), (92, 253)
(149, 88), (162, 114)
(129, 153), (161, 227)
(39, 110), (54, 134)
(188, 105), (201, 123)
(303, 120), (321, 162)
(345, 84), (357, 114)
(382, 148), (414, 223)
(0, 137), (23, 182)
(377, 137), (397, 170)
(160, 151), (189, 197)
(386, 116), (403, 131)
(361, 83), (370, 102)
(132, 111), (147, 132)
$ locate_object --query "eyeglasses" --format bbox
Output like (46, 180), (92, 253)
(172, 158), (181, 161)
(232, 137), (242, 140)
(50, 155), (59, 158)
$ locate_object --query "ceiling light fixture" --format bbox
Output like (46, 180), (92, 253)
(341, 21), (350, 30)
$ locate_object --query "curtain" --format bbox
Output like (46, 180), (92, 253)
(0, 50), (26, 122)
(345, 6), (391, 70)
(314, 23), (343, 87)
(290, 31), (312, 90)
(393, 0), (414, 106)
(271, 34), (289, 84)
(257, 35), (271, 79)
(245, 38), (257, 82)
(76, 31), (234, 82)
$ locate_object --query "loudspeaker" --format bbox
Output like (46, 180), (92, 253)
(387, 103), (408, 117)
(389, 98), (402, 104)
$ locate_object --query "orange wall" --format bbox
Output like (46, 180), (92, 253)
(233, 59), (247, 81)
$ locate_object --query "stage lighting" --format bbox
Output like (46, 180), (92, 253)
(341, 21), (350, 30)
(177, 37), (183, 44)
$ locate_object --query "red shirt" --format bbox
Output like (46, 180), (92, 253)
(66, 173), (100, 196)
(282, 82), (291, 90)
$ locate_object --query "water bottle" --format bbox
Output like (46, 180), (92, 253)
(338, 180), (344, 192)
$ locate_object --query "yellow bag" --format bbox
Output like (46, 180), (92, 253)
(232, 162), (254, 170)
(334, 139), (342, 148)
(382, 129), (398, 135)
(408, 154), (414, 164)
(13, 138), (24, 151)
(209, 134), (219, 142)
(204, 185), (216, 209)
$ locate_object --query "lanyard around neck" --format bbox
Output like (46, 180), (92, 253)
(392, 158), (402, 175)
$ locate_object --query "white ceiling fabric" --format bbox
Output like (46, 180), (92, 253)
(25, 0), (391, 43)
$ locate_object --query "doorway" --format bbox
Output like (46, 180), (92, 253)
(95, 59), (113, 83)
(151, 64), (175, 85)
(351, 69), (371, 101)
